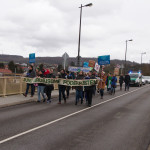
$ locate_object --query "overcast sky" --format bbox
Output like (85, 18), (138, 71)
(0, 0), (150, 63)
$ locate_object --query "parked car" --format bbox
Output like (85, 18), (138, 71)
(143, 76), (150, 84)
(142, 76), (146, 85)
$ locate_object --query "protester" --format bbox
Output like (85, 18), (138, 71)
(23, 65), (36, 97)
(124, 73), (131, 91)
(37, 69), (46, 102)
(111, 74), (117, 95)
(65, 71), (72, 99)
(58, 69), (66, 104)
(119, 74), (124, 90)
(97, 72), (106, 99)
(45, 68), (55, 103)
(75, 71), (84, 105)
(106, 73), (112, 93)
(85, 71), (96, 107)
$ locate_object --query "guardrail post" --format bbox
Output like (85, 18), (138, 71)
(3, 78), (7, 97)
(20, 77), (23, 94)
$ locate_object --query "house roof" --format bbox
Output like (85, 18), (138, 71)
(0, 69), (12, 73)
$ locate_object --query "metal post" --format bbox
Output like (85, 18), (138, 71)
(124, 40), (127, 75)
(77, 4), (82, 67)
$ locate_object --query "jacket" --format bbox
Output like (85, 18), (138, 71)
(97, 76), (106, 89)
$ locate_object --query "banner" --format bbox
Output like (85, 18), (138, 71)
(29, 53), (35, 63)
(98, 55), (110, 65)
(88, 60), (95, 68)
(23, 77), (97, 86)
(83, 62), (89, 68)
(68, 66), (92, 73)
(94, 62), (100, 72)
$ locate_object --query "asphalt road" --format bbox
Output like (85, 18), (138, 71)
(0, 85), (150, 150)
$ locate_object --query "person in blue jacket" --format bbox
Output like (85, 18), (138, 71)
(111, 74), (117, 95)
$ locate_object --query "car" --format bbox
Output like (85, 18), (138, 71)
(129, 72), (142, 87)
(142, 76), (146, 85)
(142, 76), (150, 84)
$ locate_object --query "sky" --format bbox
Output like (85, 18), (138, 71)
(0, 0), (150, 63)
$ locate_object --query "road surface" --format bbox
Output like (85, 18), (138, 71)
(0, 85), (150, 150)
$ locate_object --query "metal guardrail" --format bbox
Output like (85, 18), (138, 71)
(0, 77), (58, 97)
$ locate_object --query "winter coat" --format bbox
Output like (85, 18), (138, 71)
(97, 76), (106, 90)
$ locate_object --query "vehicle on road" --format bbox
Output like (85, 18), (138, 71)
(129, 72), (142, 87)
(142, 76), (150, 84)
(142, 77), (146, 85)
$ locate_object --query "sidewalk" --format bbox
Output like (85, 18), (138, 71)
(0, 90), (75, 108)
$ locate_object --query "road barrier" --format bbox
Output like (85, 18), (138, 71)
(0, 77), (58, 97)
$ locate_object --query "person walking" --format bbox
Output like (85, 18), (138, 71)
(37, 69), (46, 102)
(45, 68), (55, 103)
(23, 65), (36, 97)
(111, 74), (117, 95)
(97, 72), (106, 99)
(106, 73), (112, 93)
(58, 69), (66, 104)
(124, 73), (131, 91)
(75, 71), (84, 105)
(66, 71), (72, 99)
(119, 74), (124, 90)
(85, 71), (96, 107)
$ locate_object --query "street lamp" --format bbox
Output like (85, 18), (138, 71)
(77, 3), (93, 67)
(124, 39), (133, 74)
(141, 52), (146, 72)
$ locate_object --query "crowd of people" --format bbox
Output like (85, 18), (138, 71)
(23, 65), (131, 107)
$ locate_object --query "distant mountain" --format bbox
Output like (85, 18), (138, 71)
(0, 54), (138, 66)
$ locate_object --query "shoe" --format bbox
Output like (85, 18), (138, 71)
(75, 102), (77, 105)
(81, 101), (83, 104)
(23, 93), (27, 97)
(47, 100), (51, 103)
(58, 102), (61, 104)
(88, 104), (91, 107)
(64, 100), (66, 103)
(37, 100), (41, 103)
(43, 99), (46, 102)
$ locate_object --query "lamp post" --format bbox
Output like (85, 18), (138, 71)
(124, 39), (133, 74)
(141, 52), (146, 72)
(77, 3), (93, 67)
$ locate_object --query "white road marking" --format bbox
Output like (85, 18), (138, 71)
(0, 85), (149, 144)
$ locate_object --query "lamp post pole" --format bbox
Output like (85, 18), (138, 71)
(77, 3), (93, 67)
(124, 39), (133, 74)
(77, 4), (82, 67)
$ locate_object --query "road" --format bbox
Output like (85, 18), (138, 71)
(0, 85), (150, 150)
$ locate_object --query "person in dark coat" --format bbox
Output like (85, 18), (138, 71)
(23, 65), (36, 97)
(119, 74), (124, 90)
(58, 69), (66, 104)
(45, 68), (55, 103)
(75, 71), (84, 105)
(85, 71), (96, 107)
(65, 71), (72, 99)
(124, 73), (131, 91)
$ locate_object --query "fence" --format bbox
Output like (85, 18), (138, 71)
(0, 77), (58, 97)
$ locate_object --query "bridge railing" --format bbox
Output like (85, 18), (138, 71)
(0, 77), (58, 97)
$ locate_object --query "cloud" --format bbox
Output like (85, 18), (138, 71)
(0, 0), (150, 64)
